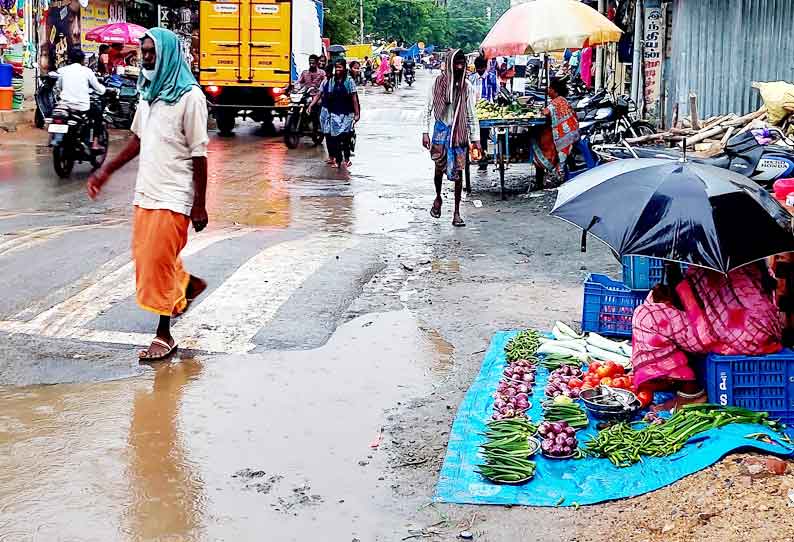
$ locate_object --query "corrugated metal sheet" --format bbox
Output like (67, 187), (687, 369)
(668, 0), (794, 120)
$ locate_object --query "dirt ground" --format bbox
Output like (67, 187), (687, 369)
(380, 190), (794, 542)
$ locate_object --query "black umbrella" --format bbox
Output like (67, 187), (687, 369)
(328, 44), (347, 53)
(550, 158), (794, 273)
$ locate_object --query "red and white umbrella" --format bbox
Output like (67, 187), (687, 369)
(481, 0), (622, 57)
(84, 22), (148, 46)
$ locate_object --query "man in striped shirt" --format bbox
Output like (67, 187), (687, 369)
(469, 56), (498, 170)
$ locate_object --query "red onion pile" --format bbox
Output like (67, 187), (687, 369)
(544, 365), (584, 399)
(492, 359), (537, 420)
(538, 421), (578, 457)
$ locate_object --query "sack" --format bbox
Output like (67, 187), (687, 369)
(752, 81), (794, 125)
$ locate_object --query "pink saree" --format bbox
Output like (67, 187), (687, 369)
(631, 265), (783, 388)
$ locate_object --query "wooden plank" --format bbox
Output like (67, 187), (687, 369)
(690, 93), (701, 130)
(719, 126), (735, 146)
(678, 125), (726, 147)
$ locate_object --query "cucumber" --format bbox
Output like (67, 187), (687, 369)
(555, 321), (582, 340)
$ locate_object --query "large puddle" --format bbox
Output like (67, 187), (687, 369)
(0, 310), (452, 541)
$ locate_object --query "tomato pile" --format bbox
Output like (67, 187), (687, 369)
(569, 361), (652, 407)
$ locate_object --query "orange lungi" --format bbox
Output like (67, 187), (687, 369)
(132, 206), (191, 317)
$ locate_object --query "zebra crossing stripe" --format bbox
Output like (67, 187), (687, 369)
(0, 226), (253, 340)
(173, 233), (357, 353)
(0, 231), (356, 354)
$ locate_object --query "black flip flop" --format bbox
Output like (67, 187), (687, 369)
(452, 216), (466, 227)
(430, 201), (442, 219)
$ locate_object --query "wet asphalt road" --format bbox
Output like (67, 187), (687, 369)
(0, 72), (486, 541)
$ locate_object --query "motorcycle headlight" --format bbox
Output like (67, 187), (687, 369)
(290, 93), (303, 103)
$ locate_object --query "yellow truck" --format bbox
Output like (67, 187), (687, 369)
(199, 0), (323, 136)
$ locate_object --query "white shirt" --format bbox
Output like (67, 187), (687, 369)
(423, 77), (480, 141)
(131, 86), (209, 216)
(56, 63), (106, 112)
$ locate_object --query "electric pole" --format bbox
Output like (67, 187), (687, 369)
(360, 0), (364, 43)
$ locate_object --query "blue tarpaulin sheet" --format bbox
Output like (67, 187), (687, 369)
(434, 331), (794, 507)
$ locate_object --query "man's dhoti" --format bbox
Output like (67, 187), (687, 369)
(132, 206), (191, 316)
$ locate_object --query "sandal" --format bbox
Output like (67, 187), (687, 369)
(139, 337), (178, 361)
(452, 215), (466, 227)
(430, 199), (442, 219)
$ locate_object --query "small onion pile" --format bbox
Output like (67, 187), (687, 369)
(544, 365), (584, 399)
(538, 421), (578, 457)
(492, 359), (537, 420)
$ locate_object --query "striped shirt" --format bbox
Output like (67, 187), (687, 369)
(468, 71), (498, 102)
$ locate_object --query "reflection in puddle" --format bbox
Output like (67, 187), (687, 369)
(0, 311), (452, 541)
(431, 259), (461, 274)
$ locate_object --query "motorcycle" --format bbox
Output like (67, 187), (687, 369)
(575, 90), (655, 144)
(283, 87), (324, 149)
(403, 63), (416, 87)
(47, 92), (111, 178)
(103, 74), (139, 129)
(34, 72), (60, 129)
(600, 128), (794, 189)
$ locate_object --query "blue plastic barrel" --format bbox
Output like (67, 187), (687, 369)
(0, 64), (12, 88)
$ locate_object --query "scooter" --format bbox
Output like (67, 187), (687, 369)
(47, 92), (111, 178)
(34, 72), (60, 129)
(103, 74), (139, 129)
(575, 90), (655, 144)
(283, 87), (324, 149)
(601, 128), (794, 189)
(403, 63), (416, 87)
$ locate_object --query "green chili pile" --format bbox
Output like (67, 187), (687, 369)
(505, 330), (542, 362)
(584, 404), (784, 467)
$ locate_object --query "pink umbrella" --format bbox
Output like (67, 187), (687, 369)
(84, 22), (148, 46)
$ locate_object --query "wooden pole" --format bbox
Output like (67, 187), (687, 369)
(689, 93), (701, 130)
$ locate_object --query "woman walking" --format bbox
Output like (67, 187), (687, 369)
(321, 59), (360, 168)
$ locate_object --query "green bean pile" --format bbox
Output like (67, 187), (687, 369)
(477, 418), (538, 484)
(505, 329), (542, 362)
(584, 404), (783, 467)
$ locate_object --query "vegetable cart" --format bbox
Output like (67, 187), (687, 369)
(466, 117), (546, 200)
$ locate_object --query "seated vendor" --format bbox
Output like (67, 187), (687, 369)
(531, 78), (580, 188)
(631, 262), (783, 410)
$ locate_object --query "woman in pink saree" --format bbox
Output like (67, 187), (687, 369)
(632, 263), (783, 406)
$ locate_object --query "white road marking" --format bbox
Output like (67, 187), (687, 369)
(0, 226), (253, 339)
(0, 220), (127, 257)
(174, 234), (356, 353)
(0, 231), (357, 354)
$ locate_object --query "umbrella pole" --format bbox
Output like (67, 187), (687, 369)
(544, 53), (549, 106)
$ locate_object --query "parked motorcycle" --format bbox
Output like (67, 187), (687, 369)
(34, 72), (60, 129)
(283, 87), (324, 149)
(575, 90), (655, 144)
(47, 93), (111, 178)
(103, 74), (139, 129)
(403, 62), (416, 87)
(600, 128), (794, 189)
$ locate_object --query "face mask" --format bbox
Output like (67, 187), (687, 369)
(142, 68), (156, 81)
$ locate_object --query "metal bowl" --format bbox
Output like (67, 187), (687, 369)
(580, 386), (641, 421)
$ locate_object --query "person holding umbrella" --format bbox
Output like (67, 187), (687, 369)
(631, 262), (783, 411)
(422, 49), (481, 227)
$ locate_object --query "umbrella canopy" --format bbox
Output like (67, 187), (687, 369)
(84, 22), (147, 45)
(328, 44), (347, 53)
(550, 159), (794, 274)
(481, 0), (622, 57)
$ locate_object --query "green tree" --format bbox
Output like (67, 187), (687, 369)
(325, 0), (359, 44)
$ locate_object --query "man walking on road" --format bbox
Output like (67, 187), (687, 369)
(86, 28), (208, 361)
(468, 55), (497, 171)
(423, 49), (481, 227)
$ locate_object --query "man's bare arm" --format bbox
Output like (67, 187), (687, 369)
(190, 156), (209, 232)
(86, 135), (141, 199)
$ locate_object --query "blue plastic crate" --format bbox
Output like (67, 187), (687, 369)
(581, 273), (648, 337)
(705, 350), (794, 428)
(621, 256), (688, 290)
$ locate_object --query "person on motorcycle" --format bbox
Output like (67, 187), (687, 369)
(296, 54), (326, 142)
(391, 53), (403, 87)
(363, 56), (373, 85)
(57, 47), (107, 151)
(468, 55), (498, 171)
(403, 57), (416, 84)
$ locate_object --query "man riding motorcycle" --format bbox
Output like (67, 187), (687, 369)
(56, 48), (107, 151)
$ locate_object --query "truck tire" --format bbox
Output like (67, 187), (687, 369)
(217, 110), (236, 137)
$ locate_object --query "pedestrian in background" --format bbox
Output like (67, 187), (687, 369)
(468, 55), (497, 171)
(422, 49), (481, 227)
(321, 58), (360, 169)
(86, 28), (209, 361)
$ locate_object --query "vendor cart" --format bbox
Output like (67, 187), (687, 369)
(467, 116), (546, 199)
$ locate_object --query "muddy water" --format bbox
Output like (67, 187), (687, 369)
(0, 311), (452, 541)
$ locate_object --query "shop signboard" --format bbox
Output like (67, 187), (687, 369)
(642, 0), (664, 118)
